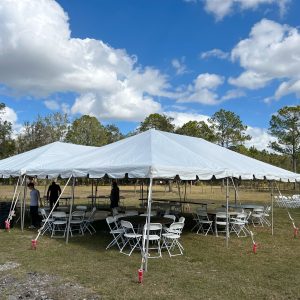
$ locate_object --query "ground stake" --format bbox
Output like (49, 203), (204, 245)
(5, 220), (10, 232)
(31, 239), (37, 250)
(138, 269), (143, 283)
(294, 227), (299, 238)
(252, 243), (257, 254)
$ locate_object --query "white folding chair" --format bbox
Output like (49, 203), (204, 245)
(163, 214), (176, 222)
(230, 213), (248, 237)
(82, 207), (97, 234)
(178, 216), (185, 224)
(76, 205), (87, 211)
(139, 211), (157, 217)
(69, 211), (85, 236)
(51, 211), (67, 238)
(251, 208), (264, 227)
(262, 206), (271, 226)
(244, 211), (252, 235)
(162, 222), (184, 257)
(142, 223), (162, 258)
(124, 210), (139, 216)
(120, 220), (142, 256)
(162, 214), (176, 232)
(191, 207), (205, 231)
(195, 211), (213, 236)
(39, 208), (54, 235)
(215, 212), (228, 237)
(106, 216), (125, 250)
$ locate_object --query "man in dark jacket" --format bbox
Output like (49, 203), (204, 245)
(110, 181), (119, 214)
(47, 181), (61, 210)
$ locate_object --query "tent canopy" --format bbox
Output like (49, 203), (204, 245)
(0, 142), (97, 178)
(7, 129), (299, 182)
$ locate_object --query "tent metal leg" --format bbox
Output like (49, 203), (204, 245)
(21, 176), (27, 232)
(144, 178), (153, 272)
(226, 177), (229, 248)
(271, 181), (274, 235)
(66, 176), (75, 244)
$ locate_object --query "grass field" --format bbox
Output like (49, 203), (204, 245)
(1, 183), (300, 299)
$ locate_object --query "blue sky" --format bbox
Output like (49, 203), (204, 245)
(0, 0), (299, 149)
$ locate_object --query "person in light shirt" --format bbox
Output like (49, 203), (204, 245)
(27, 182), (42, 229)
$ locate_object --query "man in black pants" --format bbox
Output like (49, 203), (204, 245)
(47, 181), (61, 210)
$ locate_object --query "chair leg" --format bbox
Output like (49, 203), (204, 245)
(196, 223), (203, 235)
(120, 237), (141, 256)
(107, 233), (123, 250)
(162, 237), (183, 257)
(191, 221), (199, 232)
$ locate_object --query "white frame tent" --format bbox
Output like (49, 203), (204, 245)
(1, 129), (299, 271)
(15, 129), (299, 182)
(0, 141), (98, 231)
(0, 141), (98, 178)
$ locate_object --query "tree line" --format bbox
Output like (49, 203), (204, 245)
(0, 103), (299, 173)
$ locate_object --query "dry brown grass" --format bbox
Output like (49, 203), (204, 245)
(1, 183), (300, 299)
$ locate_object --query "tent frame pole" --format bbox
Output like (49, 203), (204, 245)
(9, 176), (20, 215)
(230, 177), (239, 207)
(95, 179), (98, 206)
(7, 176), (24, 223)
(43, 177), (49, 206)
(21, 176), (27, 232)
(184, 181), (187, 212)
(66, 176), (75, 244)
(226, 177), (229, 248)
(144, 178), (153, 272)
(271, 180), (274, 236)
(91, 179), (94, 207)
(142, 181), (144, 207)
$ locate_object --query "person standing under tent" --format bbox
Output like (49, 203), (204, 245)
(110, 181), (120, 215)
(28, 182), (42, 229)
(47, 181), (61, 210)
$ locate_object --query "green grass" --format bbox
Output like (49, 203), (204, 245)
(1, 184), (300, 299)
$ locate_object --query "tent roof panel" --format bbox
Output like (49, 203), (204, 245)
(21, 129), (300, 181)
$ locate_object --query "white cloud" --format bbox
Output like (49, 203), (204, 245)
(1, 106), (17, 124)
(229, 71), (272, 90)
(44, 99), (71, 114)
(165, 111), (209, 127)
(177, 73), (224, 105)
(61, 103), (71, 114)
(171, 57), (188, 75)
(200, 49), (229, 60)
(166, 111), (275, 152)
(0, 0), (168, 121)
(1, 105), (23, 135)
(127, 67), (171, 97)
(274, 80), (300, 99)
(221, 89), (245, 101)
(230, 19), (300, 99)
(71, 91), (161, 121)
(44, 100), (60, 111)
(244, 126), (276, 151)
(203, 0), (290, 21)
